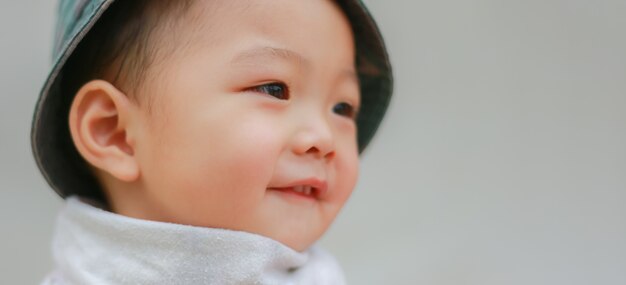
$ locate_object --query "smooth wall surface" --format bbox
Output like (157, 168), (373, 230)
(2, 1), (625, 284)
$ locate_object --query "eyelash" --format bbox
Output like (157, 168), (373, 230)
(250, 82), (290, 100)
(333, 102), (357, 120)
(249, 82), (358, 120)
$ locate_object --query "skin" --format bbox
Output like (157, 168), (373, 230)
(69, 0), (360, 252)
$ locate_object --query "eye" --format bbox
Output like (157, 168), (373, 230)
(333, 102), (357, 119)
(249, 82), (289, 100)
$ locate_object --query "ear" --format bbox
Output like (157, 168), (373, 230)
(69, 80), (140, 182)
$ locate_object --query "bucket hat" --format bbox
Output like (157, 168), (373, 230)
(31, 0), (393, 201)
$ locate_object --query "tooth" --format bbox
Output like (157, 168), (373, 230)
(304, 186), (312, 195)
(293, 186), (303, 193)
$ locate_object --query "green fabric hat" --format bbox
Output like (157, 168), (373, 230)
(31, 0), (393, 201)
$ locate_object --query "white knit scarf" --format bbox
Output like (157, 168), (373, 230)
(41, 196), (346, 285)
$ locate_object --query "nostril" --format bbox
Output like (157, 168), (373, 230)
(324, 151), (335, 160)
(291, 124), (336, 157)
(305, 146), (335, 160)
(305, 146), (320, 154)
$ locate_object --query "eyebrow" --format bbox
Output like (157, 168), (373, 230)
(230, 46), (359, 89)
(230, 46), (309, 68)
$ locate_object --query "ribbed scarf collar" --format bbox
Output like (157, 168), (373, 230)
(43, 196), (345, 285)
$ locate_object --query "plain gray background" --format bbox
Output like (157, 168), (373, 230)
(2, 0), (625, 284)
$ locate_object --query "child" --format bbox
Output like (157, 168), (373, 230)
(32, 0), (392, 283)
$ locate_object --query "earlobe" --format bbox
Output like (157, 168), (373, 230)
(69, 80), (140, 182)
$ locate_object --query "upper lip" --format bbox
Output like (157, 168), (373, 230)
(268, 177), (328, 198)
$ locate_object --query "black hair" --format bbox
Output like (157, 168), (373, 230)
(58, 0), (196, 204)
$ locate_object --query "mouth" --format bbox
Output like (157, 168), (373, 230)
(268, 185), (321, 199)
(267, 178), (328, 201)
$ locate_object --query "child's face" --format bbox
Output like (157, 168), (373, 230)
(126, 0), (359, 251)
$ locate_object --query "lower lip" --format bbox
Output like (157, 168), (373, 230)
(268, 188), (317, 202)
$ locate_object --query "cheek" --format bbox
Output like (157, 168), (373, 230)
(207, 117), (283, 189)
(330, 138), (360, 205)
(138, 103), (284, 215)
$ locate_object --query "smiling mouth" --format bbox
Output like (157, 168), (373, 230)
(267, 178), (328, 200)
(268, 185), (321, 199)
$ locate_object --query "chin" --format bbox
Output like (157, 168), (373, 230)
(279, 236), (315, 252)
(272, 226), (326, 252)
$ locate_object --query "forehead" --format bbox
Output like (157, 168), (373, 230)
(177, 0), (356, 64)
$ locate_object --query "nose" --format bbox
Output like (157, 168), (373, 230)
(291, 113), (336, 160)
